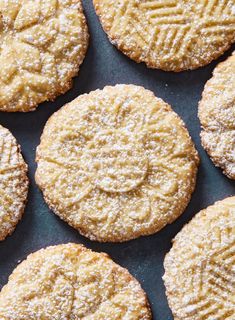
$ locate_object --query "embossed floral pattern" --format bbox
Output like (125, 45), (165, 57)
(36, 85), (199, 242)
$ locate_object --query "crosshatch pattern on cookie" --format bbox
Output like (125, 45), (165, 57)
(94, 0), (235, 71)
(163, 197), (235, 320)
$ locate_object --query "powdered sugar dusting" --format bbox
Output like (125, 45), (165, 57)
(0, 243), (151, 319)
(35, 84), (199, 242)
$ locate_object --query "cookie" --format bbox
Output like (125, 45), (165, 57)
(0, 0), (89, 112)
(93, 0), (235, 72)
(199, 53), (235, 179)
(0, 125), (28, 241)
(35, 84), (199, 242)
(0, 243), (152, 319)
(163, 196), (235, 320)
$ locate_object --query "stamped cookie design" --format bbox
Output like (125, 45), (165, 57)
(0, 243), (152, 319)
(199, 53), (235, 179)
(35, 85), (199, 242)
(83, 129), (149, 193)
(94, 0), (235, 71)
(0, 125), (28, 241)
(0, 0), (89, 112)
(163, 196), (235, 320)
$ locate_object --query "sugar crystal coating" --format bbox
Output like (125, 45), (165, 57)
(0, 0), (89, 112)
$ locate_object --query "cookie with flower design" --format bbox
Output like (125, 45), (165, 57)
(35, 85), (199, 242)
(0, 0), (88, 112)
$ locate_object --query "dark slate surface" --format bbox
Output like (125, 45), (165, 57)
(0, 1), (234, 319)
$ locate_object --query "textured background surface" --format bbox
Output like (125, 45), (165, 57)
(0, 1), (234, 319)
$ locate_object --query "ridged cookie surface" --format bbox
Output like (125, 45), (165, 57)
(93, 0), (235, 72)
(199, 53), (235, 179)
(0, 243), (152, 319)
(0, 125), (28, 241)
(0, 0), (89, 112)
(163, 196), (235, 320)
(35, 84), (199, 242)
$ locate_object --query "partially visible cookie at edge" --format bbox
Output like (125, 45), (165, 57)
(93, 0), (235, 72)
(163, 196), (235, 320)
(0, 0), (89, 112)
(0, 243), (152, 319)
(199, 52), (235, 179)
(35, 84), (199, 242)
(0, 124), (28, 241)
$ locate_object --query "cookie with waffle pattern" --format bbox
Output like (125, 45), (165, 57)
(0, 0), (89, 112)
(35, 84), (199, 242)
(0, 243), (152, 319)
(93, 0), (235, 71)
(0, 124), (28, 241)
(163, 196), (235, 320)
(199, 52), (235, 179)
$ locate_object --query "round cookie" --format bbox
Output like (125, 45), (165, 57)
(163, 197), (235, 320)
(93, 0), (235, 72)
(0, 243), (152, 319)
(0, 125), (28, 241)
(199, 53), (235, 179)
(0, 0), (89, 112)
(35, 84), (199, 242)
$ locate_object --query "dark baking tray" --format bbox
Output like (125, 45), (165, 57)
(0, 1), (234, 319)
